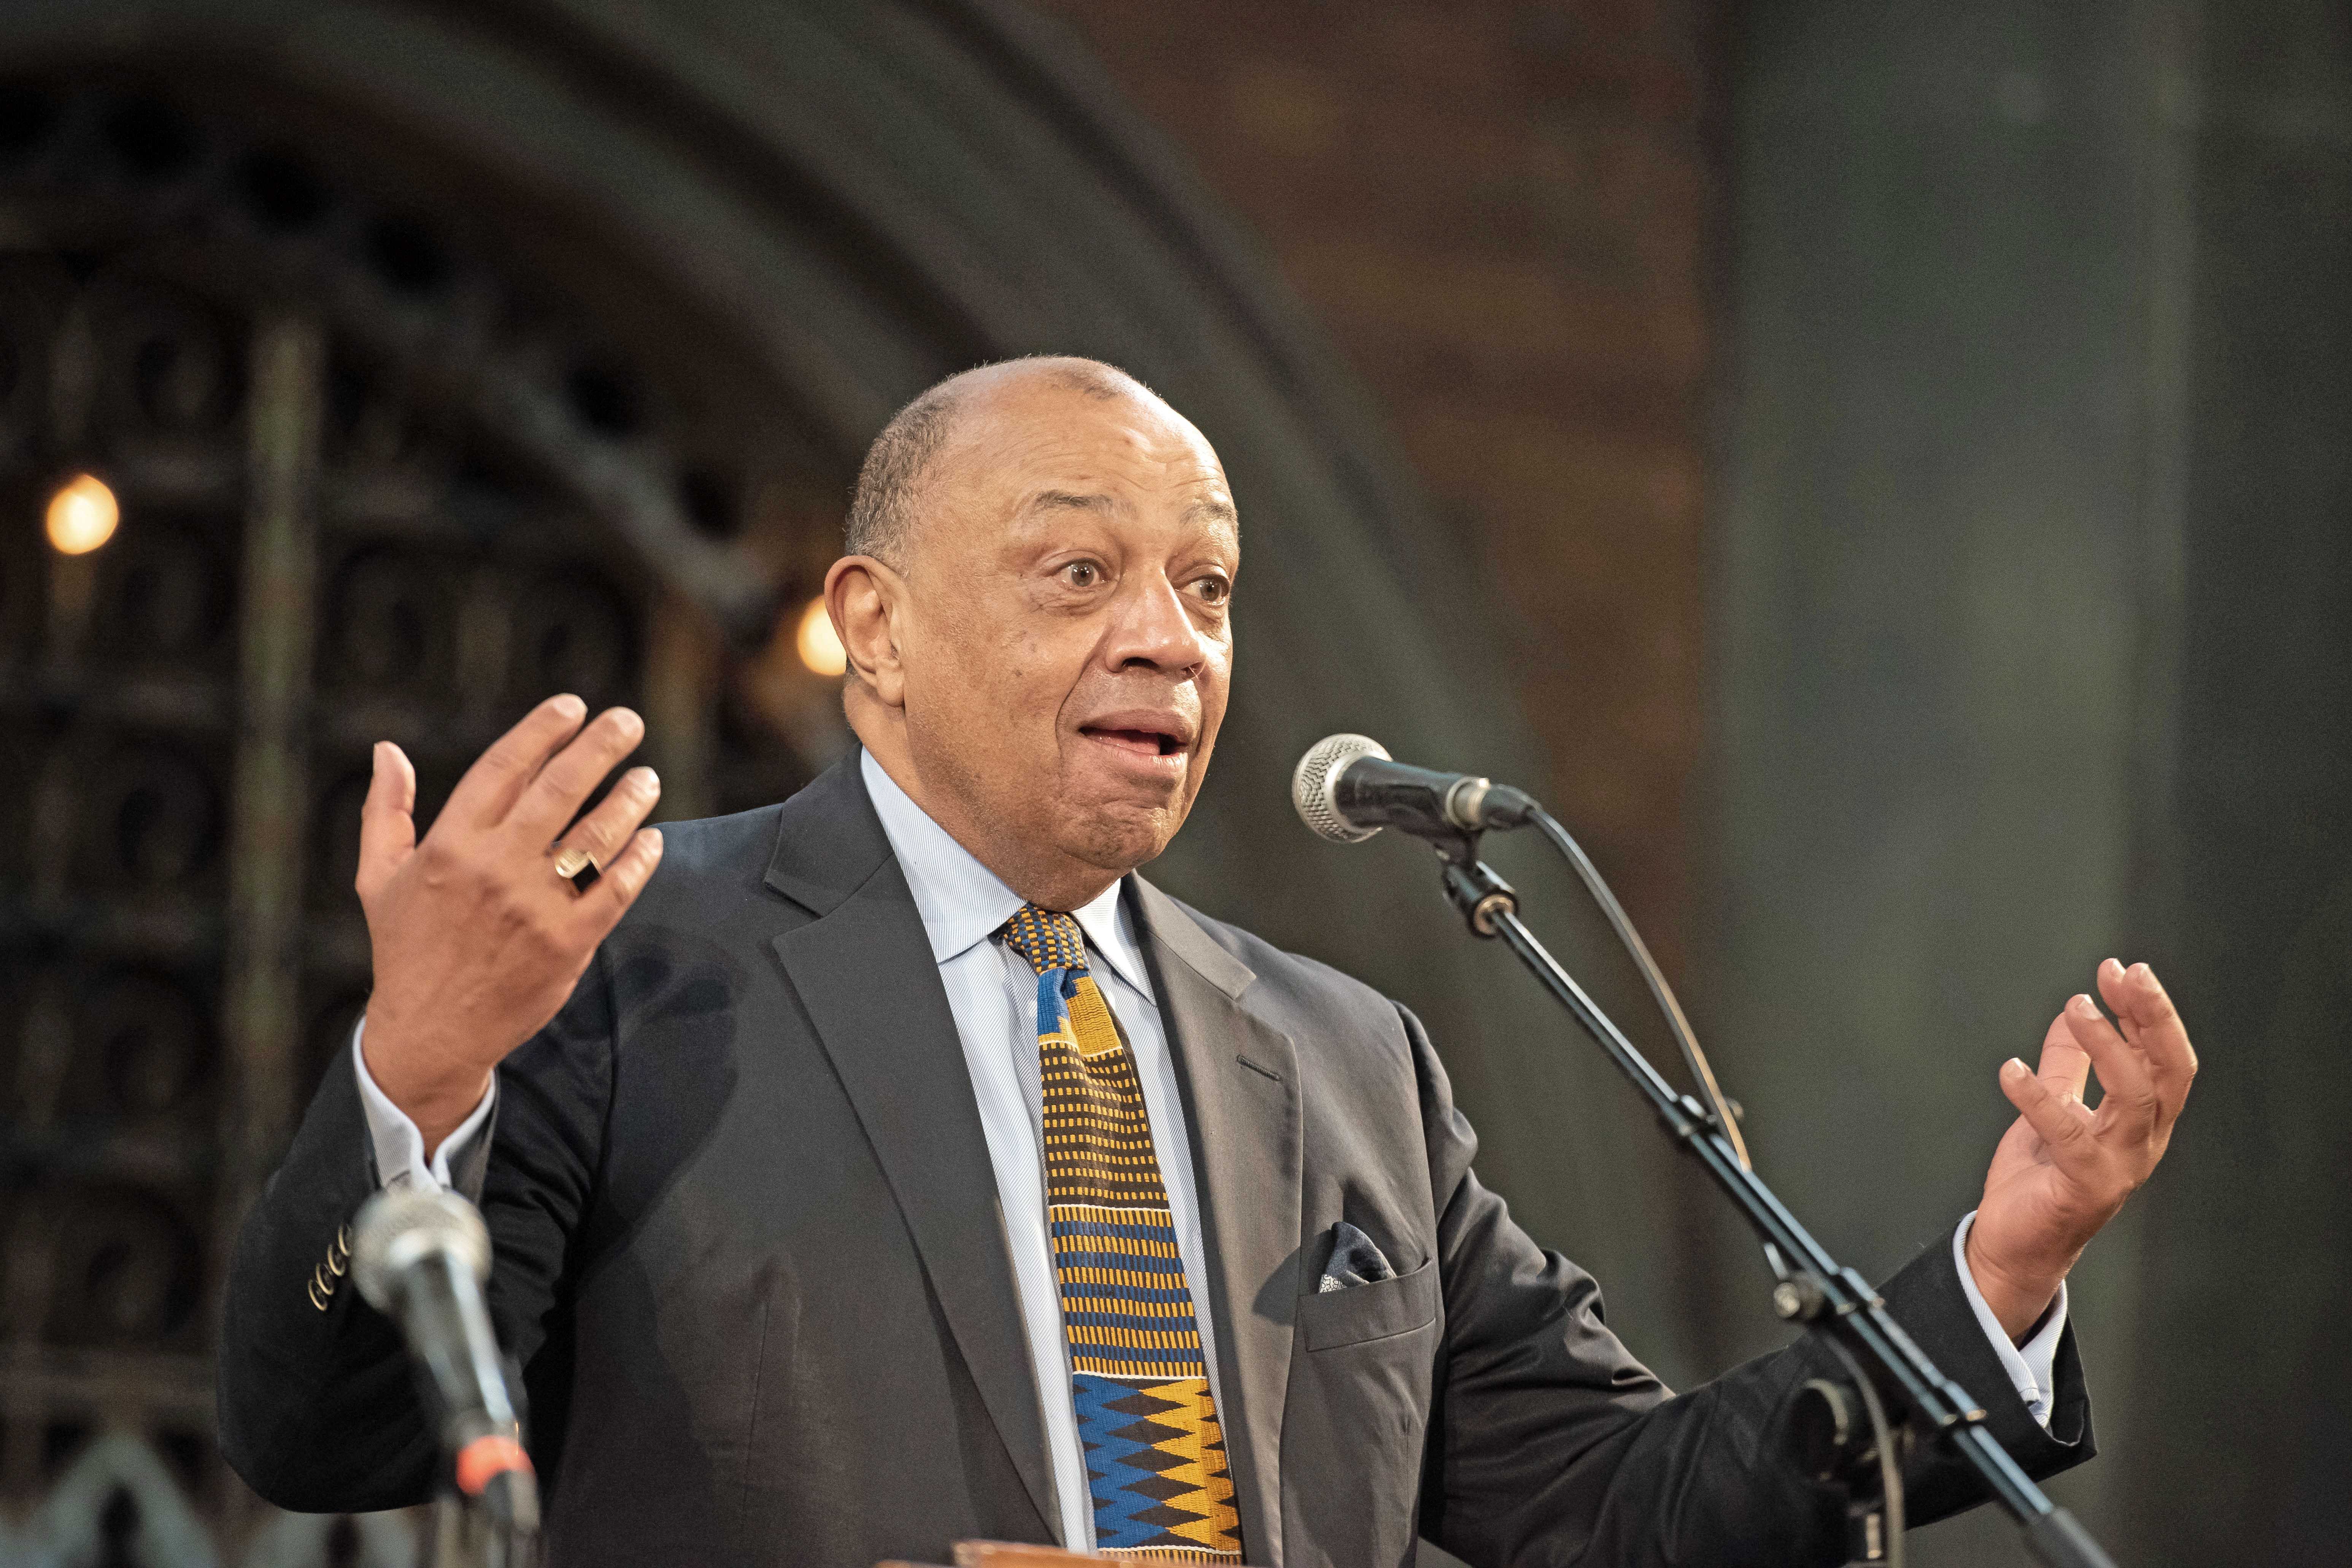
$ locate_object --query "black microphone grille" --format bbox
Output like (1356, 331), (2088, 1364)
(1292, 734), (1390, 844)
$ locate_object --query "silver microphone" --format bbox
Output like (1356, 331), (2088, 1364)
(353, 1188), (537, 1530)
(1291, 734), (1536, 844)
(353, 1188), (493, 1309)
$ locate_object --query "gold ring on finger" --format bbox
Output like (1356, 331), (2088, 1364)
(552, 844), (597, 880)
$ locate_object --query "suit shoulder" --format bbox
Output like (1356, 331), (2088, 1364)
(645, 801), (783, 872)
(623, 802), (785, 917)
(1156, 890), (1401, 1022)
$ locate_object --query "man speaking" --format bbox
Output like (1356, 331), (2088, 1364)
(219, 358), (2194, 1566)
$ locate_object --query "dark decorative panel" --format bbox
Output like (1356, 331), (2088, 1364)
(306, 766), (373, 912)
(324, 545), (459, 697)
(299, 986), (370, 1109)
(0, 62), (839, 1558)
(508, 569), (636, 709)
(88, 513), (236, 671)
(76, 742), (225, 894)
(43, 1184), (206, 1350)
(92, 283), (246, 440)
(0, 259), (69, 451)
(59, 966), (216, 1123)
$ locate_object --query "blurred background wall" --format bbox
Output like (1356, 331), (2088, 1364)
(0, 1), (2344, 1565)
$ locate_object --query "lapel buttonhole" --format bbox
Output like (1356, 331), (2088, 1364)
(1236, 1053), (1283, 1084)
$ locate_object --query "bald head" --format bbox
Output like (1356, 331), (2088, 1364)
(844, 356), (1161, 566)
(822, 352), (1239, 910)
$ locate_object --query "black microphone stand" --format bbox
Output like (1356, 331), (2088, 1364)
(425, 1481), (536, 1568)
(1425, 819), (2113, 1568)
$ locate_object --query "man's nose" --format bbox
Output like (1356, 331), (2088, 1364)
(1105, 573), (1213, 674)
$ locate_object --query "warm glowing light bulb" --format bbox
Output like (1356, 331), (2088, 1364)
(46, 473), (119, 555)
(795, 595), (846, 677)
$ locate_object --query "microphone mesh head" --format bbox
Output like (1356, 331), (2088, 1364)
(352, 1187), (492, 1310)
(1292, 734), (1390, 843)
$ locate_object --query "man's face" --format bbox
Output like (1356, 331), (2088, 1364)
(886, 378), (1237, 900)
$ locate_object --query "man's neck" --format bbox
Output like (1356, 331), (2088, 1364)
(850, 715), (1122, 912)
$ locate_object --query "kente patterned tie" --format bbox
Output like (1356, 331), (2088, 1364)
(999, 904), (1244, 1561)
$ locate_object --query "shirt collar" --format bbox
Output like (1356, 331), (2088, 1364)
(858, 749), (1154, 1001)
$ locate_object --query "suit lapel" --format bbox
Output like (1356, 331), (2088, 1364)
(764, 758), (1060, 1538)
(1131, 878), (1302, 1568)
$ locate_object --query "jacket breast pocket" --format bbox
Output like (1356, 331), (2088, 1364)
(1297, 1255), (1439, 1351)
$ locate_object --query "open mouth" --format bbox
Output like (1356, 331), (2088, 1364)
(1080, 726), (1185, 757)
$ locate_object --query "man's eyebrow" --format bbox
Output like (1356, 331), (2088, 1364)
(1024, 489), (1121, 516)
(1018, 488), (1239, 531)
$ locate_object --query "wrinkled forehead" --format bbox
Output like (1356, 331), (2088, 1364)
(932, 379), (1236, 542)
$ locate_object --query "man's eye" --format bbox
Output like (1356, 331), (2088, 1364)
(1192, 575), (1231, 605)
(1063, 561), (1102, 588)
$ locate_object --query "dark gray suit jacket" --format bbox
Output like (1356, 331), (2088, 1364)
(218, 754), (2089, 1567)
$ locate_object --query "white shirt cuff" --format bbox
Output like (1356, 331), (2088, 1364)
(352, 1018), (496, 1192)
(1952, 1210), (2066, 1428)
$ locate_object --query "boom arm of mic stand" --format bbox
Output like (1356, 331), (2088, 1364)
(1434, 853), (2114, 1568)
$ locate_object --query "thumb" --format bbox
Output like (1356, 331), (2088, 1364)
(356, 741), (418, 901)
(2000, 1056), (2096, 1171)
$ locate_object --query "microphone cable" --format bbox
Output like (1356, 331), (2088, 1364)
(1528, 802), (1911, 1560)
(1524, 805), (1754, 1176)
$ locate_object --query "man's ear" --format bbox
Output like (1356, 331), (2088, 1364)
(826, 554), (907, 709)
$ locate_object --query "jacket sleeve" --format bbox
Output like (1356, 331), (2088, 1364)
(215, 948), (618, 1512)
(1405, 1002), (2093, 1568)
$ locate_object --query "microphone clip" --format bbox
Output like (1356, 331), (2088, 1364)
(1437, 844), (1518, 937)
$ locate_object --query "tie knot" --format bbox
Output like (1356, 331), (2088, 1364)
(1001, 904), (1086, 975)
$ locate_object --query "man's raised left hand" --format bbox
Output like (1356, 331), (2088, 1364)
(1966, 959), (2197, 1341)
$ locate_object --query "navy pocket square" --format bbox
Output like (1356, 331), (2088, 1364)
(1318, 1220), (1397, 1293)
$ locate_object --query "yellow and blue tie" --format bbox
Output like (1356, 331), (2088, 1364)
(999, 904), (1243, 1561)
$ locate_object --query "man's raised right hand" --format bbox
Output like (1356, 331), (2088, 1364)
(356, 694), (665, 1157)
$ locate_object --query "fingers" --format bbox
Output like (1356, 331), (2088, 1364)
(2032, 1010), (2093, 1102)
(549, 766), (661, 878)
(444, 694), (591, 830)
(356, 741), (418, 901)
(2101, 959), (2198, 1125)
(568, 827), (665, 938)
(2092, 958), (2136, 1042)
(2063, 990), (2158, 1131)
(2000, 1057), (2098, 1168)
(509, 707), (647, 840)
